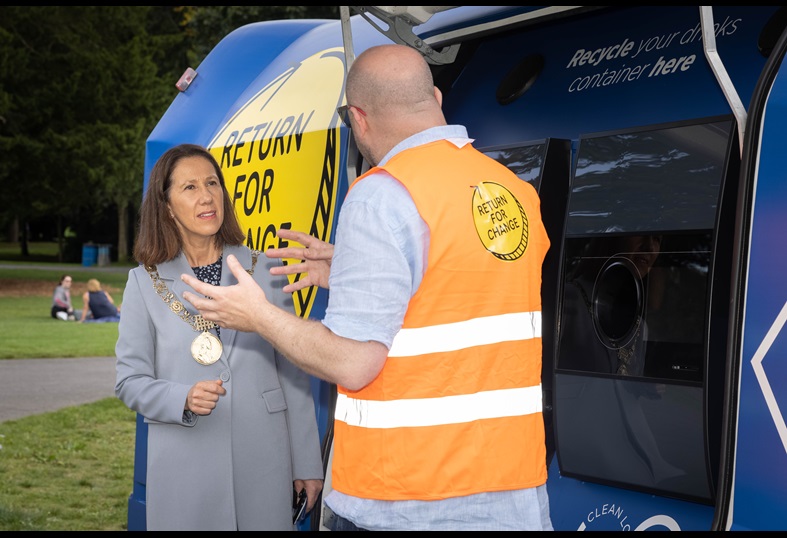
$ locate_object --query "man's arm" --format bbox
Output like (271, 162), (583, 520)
(181, 254), (386, 390)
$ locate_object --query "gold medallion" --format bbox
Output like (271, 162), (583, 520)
(191, 331), (223, 365)
(146, 255), (259, 367)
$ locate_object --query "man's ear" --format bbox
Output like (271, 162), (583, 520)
(434, 86), (443, 107)
(351, 106), (369, 136)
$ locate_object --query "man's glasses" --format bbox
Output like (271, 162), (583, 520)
(337, 104), (366, 128)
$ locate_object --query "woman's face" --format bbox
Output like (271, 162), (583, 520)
(167, 156), (224, 243)
(619, 235), (662, 276)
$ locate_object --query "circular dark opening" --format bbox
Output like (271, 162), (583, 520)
(496, 54), (544, 106)
(592, 257), (643, 349)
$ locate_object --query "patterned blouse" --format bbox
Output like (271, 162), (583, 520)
(192, 255), (222, 338)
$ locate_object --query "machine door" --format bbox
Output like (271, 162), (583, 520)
(554, 116), (738, 504)
(723, 21), (787, 531)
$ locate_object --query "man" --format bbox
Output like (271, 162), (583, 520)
(182, 43), (552, 531)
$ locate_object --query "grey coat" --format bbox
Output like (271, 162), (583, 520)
(115, 245), (324, 531)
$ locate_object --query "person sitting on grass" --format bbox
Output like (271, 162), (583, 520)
(78, 278), (121, 323)
(51, 274), (82, 321)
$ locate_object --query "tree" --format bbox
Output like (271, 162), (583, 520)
(0, 6), (187, 261)
(0, 6), (337, 260)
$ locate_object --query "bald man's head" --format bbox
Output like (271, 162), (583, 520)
(347, 44), (442, 122)
(343, 44), (447, 164)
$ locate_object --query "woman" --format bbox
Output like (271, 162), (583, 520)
(115, 143), (323, 531)
(78, 278), (121, 322)
(559, 234), (663, 376)
(51, 274), (81, 321)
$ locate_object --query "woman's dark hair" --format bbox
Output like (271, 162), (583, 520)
(133, 144), (245, 266)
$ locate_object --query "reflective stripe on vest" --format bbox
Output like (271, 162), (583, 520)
(389, 310), (542, 357)
(336, 384), (543, 429)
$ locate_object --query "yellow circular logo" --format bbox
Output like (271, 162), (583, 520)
(207, 48), (346, 319)
(472, 182), (529, 261)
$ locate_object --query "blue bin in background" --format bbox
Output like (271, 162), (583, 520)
(82, 244), (98, 267)
(97, 244), (111, 266)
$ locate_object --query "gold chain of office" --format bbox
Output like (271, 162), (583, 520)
(144, 250), (260, 333)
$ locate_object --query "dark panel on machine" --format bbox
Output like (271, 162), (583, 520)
(553, 116), (735, 503)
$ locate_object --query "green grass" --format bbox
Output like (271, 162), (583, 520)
(0, 398), (135, 531)
(0, 268), (131, 360)
(2, 296), (120, 358)
(0, 265), (131, 287)
(0, 241), (61, 262)
(0, 243), (138, 530)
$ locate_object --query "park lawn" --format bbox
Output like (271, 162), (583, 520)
(0, 241), (60, 261)
(1, 296), (121, 359)
(0, 265), (130, 290)
(0, 398), (136, 531)
(0, 264), (131, 360)
(0, 256), (137, 530)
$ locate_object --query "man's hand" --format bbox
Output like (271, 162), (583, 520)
(181, 254), (267, 333)
(266, 228), (333, 292)
(183, 252), (387, 390)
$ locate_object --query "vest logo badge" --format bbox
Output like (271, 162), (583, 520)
(472, 182), (528, 261)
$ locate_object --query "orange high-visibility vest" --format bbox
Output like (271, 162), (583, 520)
(332, 139), (550, 501)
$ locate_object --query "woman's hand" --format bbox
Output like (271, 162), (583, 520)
(185, 379), (226, 415)
(293, 478), (324, 514)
